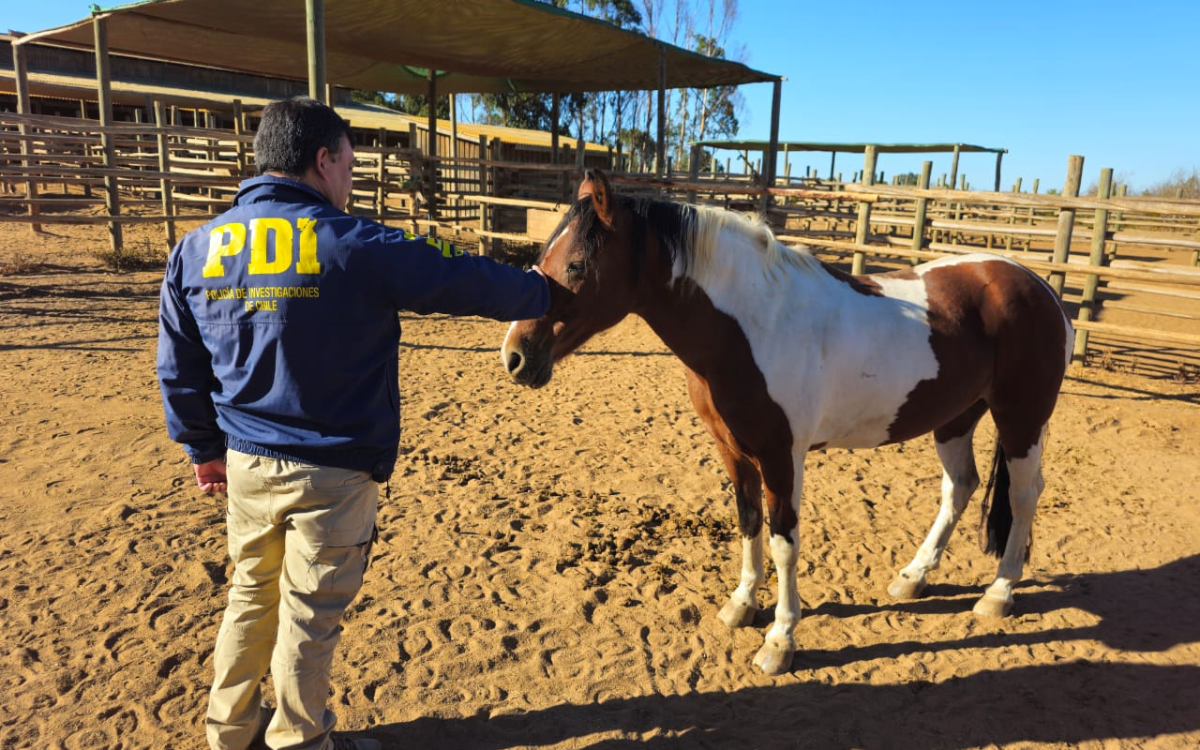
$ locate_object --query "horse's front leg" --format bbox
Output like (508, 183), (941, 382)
(752, 453), (805, 675)
(684, 369), (765, 629)
(716, 450), (764, 629)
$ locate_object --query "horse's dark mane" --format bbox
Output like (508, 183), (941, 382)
(543, 194), (698, 281)
(544, 193), (819, 286)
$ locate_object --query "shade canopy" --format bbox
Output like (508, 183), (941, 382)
(17, 0), (780, 95)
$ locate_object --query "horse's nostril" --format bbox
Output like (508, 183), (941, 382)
(507, 351), (522, 374)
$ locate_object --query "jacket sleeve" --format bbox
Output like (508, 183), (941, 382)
(370, 231), (549, 319)
(156, 249), (225, 463)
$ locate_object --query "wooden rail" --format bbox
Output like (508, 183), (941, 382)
(1, 112), (1196, 373)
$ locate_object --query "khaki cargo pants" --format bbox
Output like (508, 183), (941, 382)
(206, 450), (378, 750)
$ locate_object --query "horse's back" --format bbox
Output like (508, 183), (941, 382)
(800, 253), (1071, 448)
(886, 253), (1072, 445)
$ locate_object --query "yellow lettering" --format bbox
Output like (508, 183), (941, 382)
(248, 217), (293, 275)
(425, 237), (463, 258)
(202, 223), (246, 278)
(296, 217), (321, 274)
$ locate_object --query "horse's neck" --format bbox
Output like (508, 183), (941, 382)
(636, 234), (829, 375)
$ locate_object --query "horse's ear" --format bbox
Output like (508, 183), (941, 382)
(578, 169), (614, 228)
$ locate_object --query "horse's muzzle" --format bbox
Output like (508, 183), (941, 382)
(505, 347), (553, 389)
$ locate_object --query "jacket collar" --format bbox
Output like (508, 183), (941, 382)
(232, 174), (332, 208)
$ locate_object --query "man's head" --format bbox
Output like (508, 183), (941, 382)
(254, 97), (355, 210)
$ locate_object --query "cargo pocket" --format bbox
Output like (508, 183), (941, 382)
(305, 533), (372, 602)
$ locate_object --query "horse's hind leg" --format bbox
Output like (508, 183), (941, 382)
(974, 423), (1047, 617)
(889, 400), (988, 600)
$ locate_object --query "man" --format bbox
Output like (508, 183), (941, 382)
(157, 97), (550, 750)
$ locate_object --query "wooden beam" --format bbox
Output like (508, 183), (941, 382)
(851, 145), (877, 274)
(760, 78), (782, 215)
(11, 40), (39, 233)
(1073, 167), (1112, 362)
(153, 100), (176, 248)
(1049, 154), (1084, 296)
(426, 68), (438, 221)
(94, 15), (123, 259)
(306, 0), (327, 102)
(910, 161), (932, 266)
(232, 99), (247, 176)
(577, 99), (586, 169)
(656, 48), (666, 180)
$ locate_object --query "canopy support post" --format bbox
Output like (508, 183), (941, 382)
(94, 14), (123, 260)
(656, 47), (666, 181)
(305, 0), (326, 102)
(759, 78), (782, 215)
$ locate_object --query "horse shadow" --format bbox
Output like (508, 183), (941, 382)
(361, 556), (1200, 750)
(805, 553), (1200, 663)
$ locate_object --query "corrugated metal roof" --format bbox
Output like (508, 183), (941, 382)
(19, 0), (779, 95)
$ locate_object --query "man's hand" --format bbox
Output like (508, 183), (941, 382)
(194, 458), (228, 494)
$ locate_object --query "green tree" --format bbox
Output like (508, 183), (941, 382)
(353, 0), (746, 170)
(351, 89), (450, 120)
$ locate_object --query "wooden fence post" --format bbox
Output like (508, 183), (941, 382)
(489, 138), (500, 256)
(1005, 177), (1022, 253)
(1111, 183), (1127, 264)
(478, 135), (490, 256)
(153, 100), (176, 249)
(910, 161), (932, 266)
(12, 41), (40, 233)
(1026, 178), (1040, 251)
(1049, 155), (1085, 297)
(687, 144), (702, 204)
(1072, 167), (1112, 363)
(851, 145), (877, 275)
(376, 127), (387, 219)
(233, 99), (247, 177)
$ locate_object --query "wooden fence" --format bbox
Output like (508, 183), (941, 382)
(2, 111), (1197, 378)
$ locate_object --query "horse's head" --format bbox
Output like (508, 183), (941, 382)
(502, 169), (642, 388)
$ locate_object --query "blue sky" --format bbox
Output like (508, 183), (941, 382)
(6, 0), (1197, 193)
(731, 1), (1199, 194)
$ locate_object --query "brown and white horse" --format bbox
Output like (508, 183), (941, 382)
(502, 170), (1073, 674)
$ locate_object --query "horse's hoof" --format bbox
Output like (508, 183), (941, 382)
(718, 601), (756, 628)
(972, 593), (1014, 618)
(752, 642), (794, 675)
(887, 573), (926, 600)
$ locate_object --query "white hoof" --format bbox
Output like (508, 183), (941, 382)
(887, 572), (927, 600)
(752, 640), (795, 675)
(717, 600), (757, 628)
(972, 592), (1014, 618)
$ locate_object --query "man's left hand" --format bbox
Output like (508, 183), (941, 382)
(194, 458), (228, 494)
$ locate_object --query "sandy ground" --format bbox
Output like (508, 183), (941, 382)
(1, 218), (1199, 750)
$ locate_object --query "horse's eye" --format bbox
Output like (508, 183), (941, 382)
(566, 261), (586, 279)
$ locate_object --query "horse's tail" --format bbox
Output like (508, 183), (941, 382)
(979, 438), (1012, 559)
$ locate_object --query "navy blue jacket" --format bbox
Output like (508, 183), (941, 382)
(158, 175), (548, 479)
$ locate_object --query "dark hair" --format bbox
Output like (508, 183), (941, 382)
(253, 97), (351, 177)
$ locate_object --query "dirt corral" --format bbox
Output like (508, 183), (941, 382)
(1, 219), (1198, 750)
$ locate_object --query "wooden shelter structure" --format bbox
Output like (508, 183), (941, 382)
(9, 0), (782, 255)
(12, 0), (782, 172)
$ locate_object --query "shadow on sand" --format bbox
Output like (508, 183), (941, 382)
(363, 555), (1200, 749)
